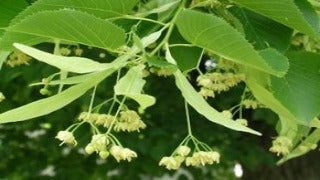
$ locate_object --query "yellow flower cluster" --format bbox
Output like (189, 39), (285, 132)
(55, 131), (77, 146)
(159, 145), (220, 170)
(85, 135), (137, 161)
(110, 145), (138, 162)
(79, 110), (146, 132)
(149, 67), (175, 77)
(292, 34), (320, 53)
(6, 50), (32, 67)
(0, 92), (5, 103)
(197, 72), (245, 98)
(243, 99), (259, 109)
(159, 156), (185, 170)
(186, 151), (220, 166)
(78, 112), (115, 128)
(114, 110), (146, 132)
(269, 136), (293, 156)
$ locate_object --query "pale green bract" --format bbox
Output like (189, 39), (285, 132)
(14, 43), (123, 74)
(0, 69), (115, 123)
(174, 71), (261, 136)
(114, 65), (156, 110)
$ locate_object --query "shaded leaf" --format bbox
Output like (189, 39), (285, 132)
(231, 0), (319, 37)
(230, 7), (293, 52)
(270, 52), (320, 123)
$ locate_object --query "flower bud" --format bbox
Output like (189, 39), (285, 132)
(56, 131), (77, 146)
(85, 144), (95, 154)
(222, 110), (232, 119)
(235, 119), (248, 126)
(99, 150), (110, 159)
(176, 146), (191, 157)
(40, 88), (52, 96)
(75, 48), (83, 56)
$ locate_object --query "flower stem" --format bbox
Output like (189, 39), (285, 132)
(185, 101), (193, 136)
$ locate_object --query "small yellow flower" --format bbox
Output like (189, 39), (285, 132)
(199, 88), (215, 98)
(74, 48), (84, 56)
(110, 146), (137, 162)
(59, 48), (71, 56)
(243, 99), (259, 109)
(159, 156), (182, 170)
(269, 136), (293, 156)
(235, 119), (248, 126)
(90, 134), (109, 152)
(99, 150), (110, 159)
(222, 110), (233, 119)
(85, 144), (95, 155)
(55, 131), (77, 146)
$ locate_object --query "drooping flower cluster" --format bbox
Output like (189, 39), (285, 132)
(84, 134), (138, 161)
(197, 72), (245, 98)
(6, 50), (32, 67)
(269, 136), (293, 156)
(78, 112), (115, 128)
(186, 151), (220, 166)
(55, 131), (77, 146)
(78, 110), (146, 132)
(114, 110), (146, 132)
(242, 99), (259, 109)
(0, 92), (5, 103)
(159, 139), (220, 170)
(292, 33), (320, 53)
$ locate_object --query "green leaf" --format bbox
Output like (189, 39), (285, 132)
(169, 27), (203, 71)
(174, 71), (261, 135)
(0, 70), (114, 124)
(0, 9), (126, 51)
(10, 0), (139, 25)
(115, 65), (156, 109)
(270, 52), (320, 123)
(278, 128), (320, 164)
(229, 7), (293, 52)
(175, 9), (288, 77)
(0, 0), (28, 37)
(14, 43), (123, 74)
(231, 0), (320, 37)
